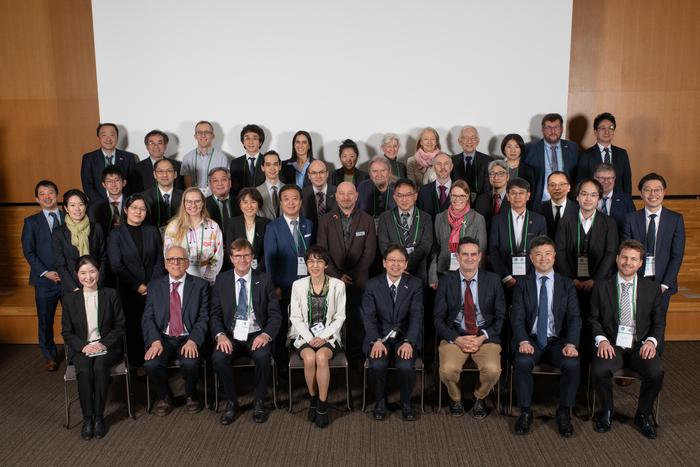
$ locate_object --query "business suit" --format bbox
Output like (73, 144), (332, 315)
(362, 273), (423, 406)
(451, 151), (492, 196)
(524, 139), (579, 212)
(230, 153), (266, 196)
(141, 186), (183, 229)
(539, 199), (579, 240)
(107, 224), (164, 366)
(330, 168), (368, 188)
(61, 288), (125, 419)
(210, 269), (281, 403)
(142, 273), (210, 401)
(383, 157), (407, 179)
(224, 215), (270, 271)
(81, 148), (137, 202)
(488, 209), (547, 282)
(434, 270), (505, 401)
(21, 210), (64, 360)
(511, 272), (582, 409)
(301, 184), (337, 231)
(52, 222), (107, 295)
(281, 157), (314, 188)
(88, 198), (122, 236)
(417, 181), (451, 218)
(555, 212), (618, 282)
(428, 209), (487, 285)
(474, 191), (510, 241)
(509, 163), (536, 189)
(134, 157), (184, 193)
(256, 181), (283, 220)
(357, 179), (395, 217)
(206, 194), (239, 272)
(264, 215), (314, 291)
(603, 191), (635, 234)
(289, 276), (346, 349)
(377, 207), (433, 285)
(578, 145), (632, 194)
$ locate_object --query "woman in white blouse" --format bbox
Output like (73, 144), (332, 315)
(61, 255), (125, 440)
(163, 187), (223, 284)
(289, 245), (346, 428)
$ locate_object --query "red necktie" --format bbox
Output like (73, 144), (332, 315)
(463, 279), (477, 335)
(168, 281), (184, 336)
(438, 185), (447, 206)
(493, 193), (502, 215)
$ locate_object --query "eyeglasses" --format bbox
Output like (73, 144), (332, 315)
(306, 259), (326, 265)
(308, 170), (327, 176)
(195, 130), (213, 136)
(543, 125), (562, 131)
(166, 257), (187, 264)
(642, 187), (664, 195)
(128, 206), (147, 212)
(155, 169), (175, 175)
(147, 141), (165, 146)
(231, 253), (252, 260)
(595, 176), (616, 182)
(596, 126), (615, 131)
(385, 258), (407, 264)
(489, 171), (507, 178)
(547, 182), (569, 189)
(103, 178), (123, 185)
(184, 199), (203, 206)
(394, 192), (416, 199)
(461, 137), (478, 142)
(450, 194), (469, 200)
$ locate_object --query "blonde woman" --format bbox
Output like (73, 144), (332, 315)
(406, 127), (441, 186)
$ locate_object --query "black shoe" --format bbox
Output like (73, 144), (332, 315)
(556, 409), (574, 438)
(448, 399), (465, 417)
(220, 401), (236, 425)
(253, 399), (267, 424)
(308, 395), (319, 422)
(595, 409), (613, 433)
(402, 404), (417, 421)
(81, 417), (94, 440)
(634, 413), (657, 439)
(154, 398), (173, 417)
(186, 397), (202, 414)
(93, 417), (107, 439)
(373, 399), (387, 421)
(471, 398), (488, 420)
(315, 400), (329, 428)
(514, 411), (532, 435)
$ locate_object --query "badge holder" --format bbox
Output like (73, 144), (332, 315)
(512, 256), (526, 276)
(297, 257), (308, 276)
(449, 252), (459, 271)
(310, 322), (325, 336)
(615, 325), (634, 349)
(644, 255), (655, 277)
(577, 256), (590, 278)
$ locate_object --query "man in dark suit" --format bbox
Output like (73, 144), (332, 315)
(210, 239), (282, 424)
(358, 156), (396, 219)
(622, 173), (685, 315)
(474, 160), (510, 237)
(377, 178), (433, 285)
(317, 181), (377, 361)
(229, 124), (267, 198)
(577, 113), (632, 194)
(142, 158), (183, 231)
(21, 180), (64, 370)
(451, 126), (492, 202)
(206, 167), (238, 272)
(142, 245), (209, 416)
(362, 245), (424, 421)
(81, 123), (137, 202)
(539, 171), (578, 240)
(88, 165), (127, 236)
(134, 129), (184, 193)
(302, 159), (337, 231)
(511, 235), (582, 437)
(594, 164), (635, 234)
(590, 240), (665, 439)
(524, 113), (579, 212)
(417, 152), (452, 218)
(256, 150), (284, 221)
(330, 139), (369, 187)
(435, 237), (505, 418)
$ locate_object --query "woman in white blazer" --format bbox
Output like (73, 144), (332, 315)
(289, 245), (346, 428)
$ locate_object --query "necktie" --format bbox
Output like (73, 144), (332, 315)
(49, 212), (60, 232)
(236, 278), (248, 321)
(291, 219), (304, 256)
(111, 202), (121, 229)
(550, 146), (559, 171)
(400, 212), (410, 244)
(168, 281), (184, 337)
(553, 204), (562, 234)
(619, 282), (633, 327)
(536, 276), (549, 349)
(463, 279), (477, 335)
(248, 157), (256, 179)
(390, 284), (397, 305)
(603, 147), (611, 165)
(271, 186), (279, 216)
(601, 197), (609, 215)
(316, 192), (326, 216)
(106, 155), (114, 166)
(646, 214), (657, 256)
(493, 193), (502, 215)
(438, 185), (447, 206)
(465, 156), (473, 168)
(163, 193), (171, 212)
(220, 198), (230, 225)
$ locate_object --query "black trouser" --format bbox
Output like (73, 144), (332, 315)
(72, 345), (122, 419)
(592, 344), (664, 415)
(345, 284), (365, 362)
(274, 288), (291, 368)
(34, 283), (61, 360)
(122, 291), (146, 367)
(368, 341), (417, 406)
(514, 338), (580, 410)
(212, 331), (272, 403)
(143, 336), (201, 400)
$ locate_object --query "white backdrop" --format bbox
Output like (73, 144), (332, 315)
(92, 0), (573, 167)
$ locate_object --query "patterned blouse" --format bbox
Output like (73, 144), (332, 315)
(164, 218), (223, 284)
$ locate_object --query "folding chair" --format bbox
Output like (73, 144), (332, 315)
(146, 359), (208, 412)
(361, 351), (425, 413)
(588, 366), (661, 423)
(213, 356), (278, 412)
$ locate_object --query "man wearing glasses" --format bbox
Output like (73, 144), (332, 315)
(577, 112), (632, 194)
(180, 121), (230, 196)
(134, 129), (184, 193)
(538, 171), (578, 240)
(594, 164), (635, 234)
(451, 126), (492, 201)
(142, 158), (183, 232)
(474, 159), (511, 237)
(302, 159), (337, 232)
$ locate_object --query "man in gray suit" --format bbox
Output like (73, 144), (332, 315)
(256, 150), (284, 220)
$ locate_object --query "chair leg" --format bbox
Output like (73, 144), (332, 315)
(272, 361), (278, 410)
(508, 365), (513, 416)
(591, 389), (597, 420)
(437, 372), (443, 413)
(345, 364), (351, 411)
(125, 372), (134, 419)
(287, 364), (293, 413)
(214, 373), (219, 414)
(63, 380), (70, 429)
(494, 379), (501, 417)
(146, 376), (152, 414)
(420, 370), (425, 413)
(654, 392), (661, 426)
(361, 364), (367, 412)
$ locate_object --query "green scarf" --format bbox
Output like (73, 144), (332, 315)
(65, 215), (91, 256)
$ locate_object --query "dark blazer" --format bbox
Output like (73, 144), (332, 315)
(578, 145), (632, 194)
(361, 273), (423, 354)
(589, 276), (665, 349)
(539, 199), (579, 241)
(510, 163), (536, 188)
(316, 207), (377, 290)
(622, 208), (685, 294)
(330, 168), (368, 187)
(606, 191), (636, 234)
(209, 269), (282, 341)
(555, 212), (618, 280)
(81, 148), (137, 202)
(229, 153), (266, 196)
(377, 207), (433, 284)
(474, 192), (510, 238)
(511, 272), (581, 347)
(224, 215), (270, 271)
(134, 157), (184, 193)
(451, 151), (492, 195)
(488, 209), (547, 280)
(206, 195), (240, 233)
(263, 215), (314, 290)
(107, 224), (165, 293)
(357, 179), (396, 217)
(281, 157), (315, 188)
(433, 270), (506, 344)
(22, 211), (65, 286)
(88, 199), (121, 236)
(141, 273), (209, 347)
(52, 222), (107, 295)
(141, 186), (183, 228)
(417, 181), (451, 218)
(384, 157), (407, 178)
(301, 184), (337, 229)
(524, 139), (579, 211)
(61, 288), (125, 357)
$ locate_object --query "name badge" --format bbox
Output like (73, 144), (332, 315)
(615, 325), (634, 349)
(233, 319), (250, 342)
(577, 256), (590, 278)
(644, 256), (655, 277)
(251, 259), (258, 270)
(297, 257), (308, 276)
(449, 252), (459, 271)
(512, 256), (526, 276)
(310, 322), (325, 336)
(355, 231), (366, 237)
(406, 246), (415, 255)
(374, 217), (380, 230)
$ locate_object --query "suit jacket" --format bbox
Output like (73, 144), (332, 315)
(622, 208), (685, 294)
(209, 269), (282, 341)
(606, 191), (636, 234)
(52, 222), (107, 295)
(474, 191), (510, 239)
(357, 179), (396, 217)
(417, 181), (451, 218)
(224, 215), (270, 271)
(206, 195), (240, 233)
(539, 199), (579, 240)
(230, 153), (266, 196)
(142, 186), (183, 228)
(510, 163), (536, 189)
(141, 273), (209, 347)
(451, 151), (492, 195)
(377, 207), (433, 284)
(361, 273), (423, 353)
(81, 148), (137, 202)
(301, 184), (337, 230)
(488, 209), (547, 280)
(589, 276), (665, 349)
(88, 199), (122, 236)
(330, 168), (368, 187)
(555, 212), (618, 280)
(22, 210), (65, 287)
(107, 224), (165, 294)
(256, 181), (283, 220)
(384, 157), (407, 178)
(134, 157), (184, 193)
(429, 209), (487, 285)
(289, 276), (346, 348)
(281, 157), (315, 187)
(263, 215), (314, 290)
(578, 145), (632, 194)
(524, 139), (579, 211)
(316, 207), (377, 290)
(511, 272), (582, 347)
(61, 288), (125, 357)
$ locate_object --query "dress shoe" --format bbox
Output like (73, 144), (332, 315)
(471, 398), (488, 420)
(514, 411), (533, 435)
(253, 399), (267, 423)
(94, 417), (107, 439)
(616, 378), (633, 387)
(595, 410), (613, 433)
(634, 413), (657, 439)
(45, 359), (58, 372)
(448, 399), (465, 417)
(220, 401), (236, 425)
(402, 404), (417, 421)
(556, 409), (574, 438)
(315, 400), (329, 428)
(373, 399), (387, 421)
(186, 397), (202, 414)
(154, 398), (173, 417)
(308, 395), (319, 422)
(81, 417), (94, 440)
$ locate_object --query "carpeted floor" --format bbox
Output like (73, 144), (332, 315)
(1, 342), (699, 466)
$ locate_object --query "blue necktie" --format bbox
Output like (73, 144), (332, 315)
(236, 277), (247, 320)
(537, 276), (549, 349)
(48, 212), (60, 231)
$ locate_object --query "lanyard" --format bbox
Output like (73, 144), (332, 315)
(392, 208), (420, 246)
(617, 275), (637, 321)
(186, 223), (206, 260)
(306, 276), (329, 324)
(193, 148), (214, 186)
(507, 210), (529, 255)
(576, 210), (597, 256)
(373, 186), (391, 216)
(291, 220), (307, 254)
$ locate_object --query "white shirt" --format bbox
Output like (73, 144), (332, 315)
(579, 211), (595, 234)
(456, 270), (487, 337)
(165, 274), (188, 335)
(551, 198), (568, 219)
(158, 187), (174, 198)
(107, 194), (124, 213)
(234, 269), (260, 333)
(284, 214), (301, 238)
(597, 143), (612, 163)
(386, 275), (401, 292)
(531, 270), (556, 338)
(435, 179), (452, 197)
(312, 184), (328, 196)
(84, 290), (101, 342)
(266, 180), (283, 199)
(511, 209), (526, 248)
(42, 209), (61, 229)
(599, 191), (612, 214)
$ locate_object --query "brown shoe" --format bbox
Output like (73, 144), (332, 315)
(186, 397), (202, 414)
(45, 360), (58, 372)
(154, 399), (173, 417)
(616, 378), (634, 387)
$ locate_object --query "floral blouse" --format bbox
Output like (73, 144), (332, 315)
(164, 218), (223, 284)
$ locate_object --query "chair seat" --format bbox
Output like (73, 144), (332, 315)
(532, 362), (561, 374)
(613, 368), (642, 379)
(289, 351), (348, 369)
(64, 362), (128, 381)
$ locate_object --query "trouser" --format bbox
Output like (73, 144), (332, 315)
(368, 341), (416, 406)
(274, 288), (291, 368)
(143, 336), (201, 400)
(34, 283), (61, 360)
(72, 345), (122, 418)
(345, 284), (364, 362)
(438, 340), (501, 401)
(212, 331), (271, 403)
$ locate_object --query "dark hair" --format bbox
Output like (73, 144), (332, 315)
(541, 113), (563, 127)
(236, 187), (264, 208)
(638, 172), (667, 191)
(195, 120), (214, 132)
(154, 157), (175, 171)
(618, 239), (645, 257)
(101, 165), (124, 182)
(500, 133), (525, 157)
(457, 236), (480, 250)
(262, 150), (281, 165)
(575, 178), (603, 199)
(383, 244), (408, 261)
(594, 163), (616, 176)
(96, 123), (119, 137)
(547, 170), (570, 185)
(393, 178), (417, 192)
(338, 139), (359, 158)
(279, 184), (302, 199)
(506, 177), (530, 192)
(144, 129), (169, 145)
(229, 238), (253, 254)
(35, 180), (58, 198)
(593, 112), (616, 130)
(207, 166), (230, 180)
(305, 244), (330, 264)
(62, 189), (89, 208)
(75, 254), (100, 274)
(291, 130), (314, 160)
(124, 193), (147, 212)
(529, 235), (555, 250)
(240, 124), (265, 145)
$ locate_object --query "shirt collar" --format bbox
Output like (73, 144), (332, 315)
(535, 270), (555, 282)
(597, 143), (612, 151)
(645, 207), (662, 218)
(159, 187), (173, 196)
(617, 273), (635, 286)
(101, 149), (116, 158)
(108, 194), (123, 204)
(234, 269), (252, 283)
(459, 269), (479, 283)
(436, 179), (452, 190)
(386, 274), (401, 288)
(463, 151), (476, 158)
(312, 184), (328, 195)
(553, 198), (567, 209)
(510, 208), (526, 219)
(283, 214), (299, 225)
(169, 274), (186, 286)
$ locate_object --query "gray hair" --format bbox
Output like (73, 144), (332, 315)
(381, 133), (400, 147)
(208, 166), (230, 181)
(459, 125), (480, 138)
(488, 159), (508, 172)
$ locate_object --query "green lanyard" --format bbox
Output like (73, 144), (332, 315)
(186, 223), (206, 260)
(507, 209), (529, 255)
(292, 220), (307, 255)
(193, 148), (214, 186)
(617, 275), (637, 321)
(373, 186), (391, 216)
(576, 210), (597, 256)
(306, 276), (328, 324)
(392, 208), (420, 246)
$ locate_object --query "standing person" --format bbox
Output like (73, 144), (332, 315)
(134, 129), (184, 193)
(225, 188), (270, 272)
(577, 112), (632, 194)
(474, 160), (510, 237)
(256, 150), (285, 220)
(539, 171), (578, 240)
(594, 163), (635, 234)
(88, 166), (127, 236)
(330, 139), (368, 187)
(142, 158), (183, 233)
(302, 159), (337, 232)
(406, 127), (441, 186)
(180, 120), (230, 196)
(451, 126), (492, 201)
(501, 133), (535, 188)
(81, 123), (137, 202)
(229, 124), (267, 197)
(61, 255), (125, 440)
(417, 152), (453, 218)
(22, 180), (64, 370)
(380, 133), (407, 178)
(357, 156), (396, 221)
(282, 130), (315, 188)
(205, 167), (237, 272)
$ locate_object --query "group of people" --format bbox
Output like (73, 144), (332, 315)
(21, 112), (684, 441)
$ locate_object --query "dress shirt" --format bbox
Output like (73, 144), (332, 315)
(531, 270), (556, 338)
(597, 143), (612, 162)
(101, 149), (116, 162)
(598, 192), (612, 214)
(398, 207), (415, 229)
(165, 274), (189, 336)
(511, 209), (526, 248)
(107, 194), (124, 214)
(42, 209), (61, 230)
(292, 160), (311, 188)
(579, 211), (595, 234)
(644, 207), (662, 256)
(436, 179), (452, 198)
(283, 214), (301, 238)
(265, 180), (283, 197)
(84, 290), (101, 342)
(551, 198), (568, 219)
(386, 275), (401, 291)
(542, 141), (563, 201)
(234, 269), (260, 333)
(454, 270), (487, 337)
(313, 184), (328, 197)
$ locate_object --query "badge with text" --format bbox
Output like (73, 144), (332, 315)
(233, 319), (250, 341)
(615, 325), (634, 349)
(512, 256), (526, 276)
(577, 256), (590, 278)
(644, 256), (655, 277)
(310, 322), (325, 336)
(297, 257), (308, 276)
(449, 252), (459, 271)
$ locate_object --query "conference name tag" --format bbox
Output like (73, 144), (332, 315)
(382, 329), (397, 342)
(406, 246), (415, 255)
(644, 256), (655, 277)
(512, 256), (526, 276)
(356, 231), (365, 237)
(297, 257), (308, 276)
(449, 253), (459, 271)
(233, 319), (250, 341)
(310, 322), (325, 336)
(251, 259), (258, 269)
(616, 325), (634, 349)
(577, 256), (590, 278)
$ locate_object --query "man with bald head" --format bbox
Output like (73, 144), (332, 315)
(302, 159), (337, 232)
(317, 181), (377, 361)
(418, 152), (453, 217)
(451, 126), (492, 202)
